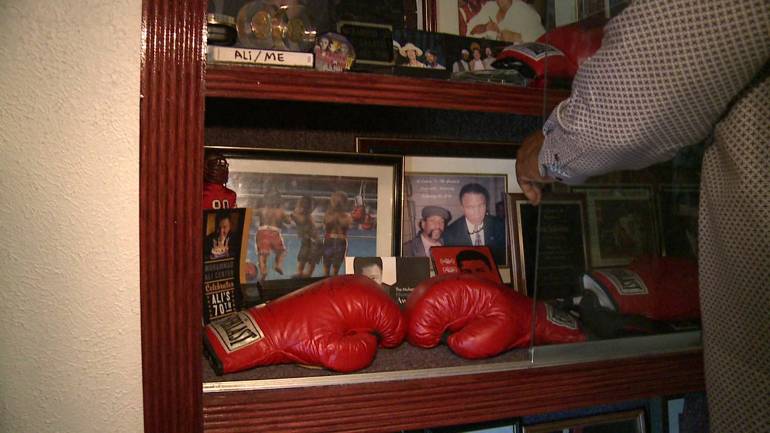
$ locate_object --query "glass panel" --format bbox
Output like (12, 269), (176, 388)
(530, 0), (701, 360)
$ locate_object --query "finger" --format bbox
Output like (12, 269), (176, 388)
(519, 180), (542, 206)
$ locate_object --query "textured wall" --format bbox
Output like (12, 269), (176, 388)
(0, 1), (143, 432)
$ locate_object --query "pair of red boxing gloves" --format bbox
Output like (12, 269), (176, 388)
(204, 273), (586, 375)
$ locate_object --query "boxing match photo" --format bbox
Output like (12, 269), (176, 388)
(216, 148), (402, 286)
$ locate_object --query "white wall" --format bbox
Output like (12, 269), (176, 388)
(0, 1), (143, 432)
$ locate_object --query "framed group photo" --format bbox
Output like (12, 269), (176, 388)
(211, 147), (402, 290)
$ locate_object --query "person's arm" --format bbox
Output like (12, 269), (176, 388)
(536, 1), (770, 186)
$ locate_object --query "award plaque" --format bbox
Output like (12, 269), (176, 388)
(508, 193), (589, 299)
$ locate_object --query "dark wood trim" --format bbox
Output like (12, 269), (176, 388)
(202, 351), (704, 432)
(206, 65), (567, 116)
(403, 0), (418, 29)
(140, 0), (206, 432)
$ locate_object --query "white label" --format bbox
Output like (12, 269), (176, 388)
(510, 43), (565, 61)
(208, 46), (314, 68)
(209, 311), (264, 353)
(599, 268), (649, 296)
(545, 303), (579, 330)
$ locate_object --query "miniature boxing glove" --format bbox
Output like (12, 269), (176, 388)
(405, 274), (584, 359)
(534, 301), (587, 345)
(582, 256), (700, 322)
(492, 17), (605, 88)
(204, 274), (405, 374)
(536, 14), (606, 71)
(202, 154), (237, 209)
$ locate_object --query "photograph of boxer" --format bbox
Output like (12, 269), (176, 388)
(226, 171), (380, 282)
(404, 173), (508, 267)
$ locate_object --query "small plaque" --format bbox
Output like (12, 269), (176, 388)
(337, 21), (394, 66)
(508, 193), (590, 299)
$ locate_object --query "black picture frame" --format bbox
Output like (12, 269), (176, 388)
(571, 185), (660, 269)
(657, 185), (699, 259)
(207, 146), (403, 293)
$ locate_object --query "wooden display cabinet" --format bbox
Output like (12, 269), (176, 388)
(139, 1), (704, 432)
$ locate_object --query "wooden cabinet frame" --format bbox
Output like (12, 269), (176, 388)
(139, 1), (703, 432)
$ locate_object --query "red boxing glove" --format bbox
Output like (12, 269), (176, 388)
(583, 257), (700, 322)
(536, 14), (606, 71)
(405, 274), (584, 359)
(534, 302), (586, 345)
(493, 42), (576, 88)
(493, 17), (605, 88)
(204, 275), (405, 374)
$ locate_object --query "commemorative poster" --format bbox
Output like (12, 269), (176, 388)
(202, 208), (252, 323)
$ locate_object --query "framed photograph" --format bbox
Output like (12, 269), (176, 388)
(522, 409), (646, 433)
(508, 193), (589, 298)
(571, 186), (659, 269)
(402, 155), (519, 283)
(445, 0), (547, 42)
(657, 185), (699, 259)
(211, 147), (403, 288)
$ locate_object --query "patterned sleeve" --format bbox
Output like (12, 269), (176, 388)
(539, 0), (770, 184)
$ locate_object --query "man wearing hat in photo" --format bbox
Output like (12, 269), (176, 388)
(452, 48), (470, 74)
(424, 49), (446, 70)
(402, 205), (451, 257)
(399, 42), (426, 68)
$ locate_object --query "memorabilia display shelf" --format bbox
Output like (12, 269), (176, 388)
(139, 1), (705, 432)
(201, 333), (704, 432)
(206, 64), (569, 115)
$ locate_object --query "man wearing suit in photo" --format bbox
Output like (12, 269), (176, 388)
(402, 205), (451, 257)
(442, 183), (506, 265)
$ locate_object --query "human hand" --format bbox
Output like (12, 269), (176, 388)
(470, 23), (487, 35)
(485, 18), (499, 33)
(516, 131), (553, 206)
(499, 30), (522, 43)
